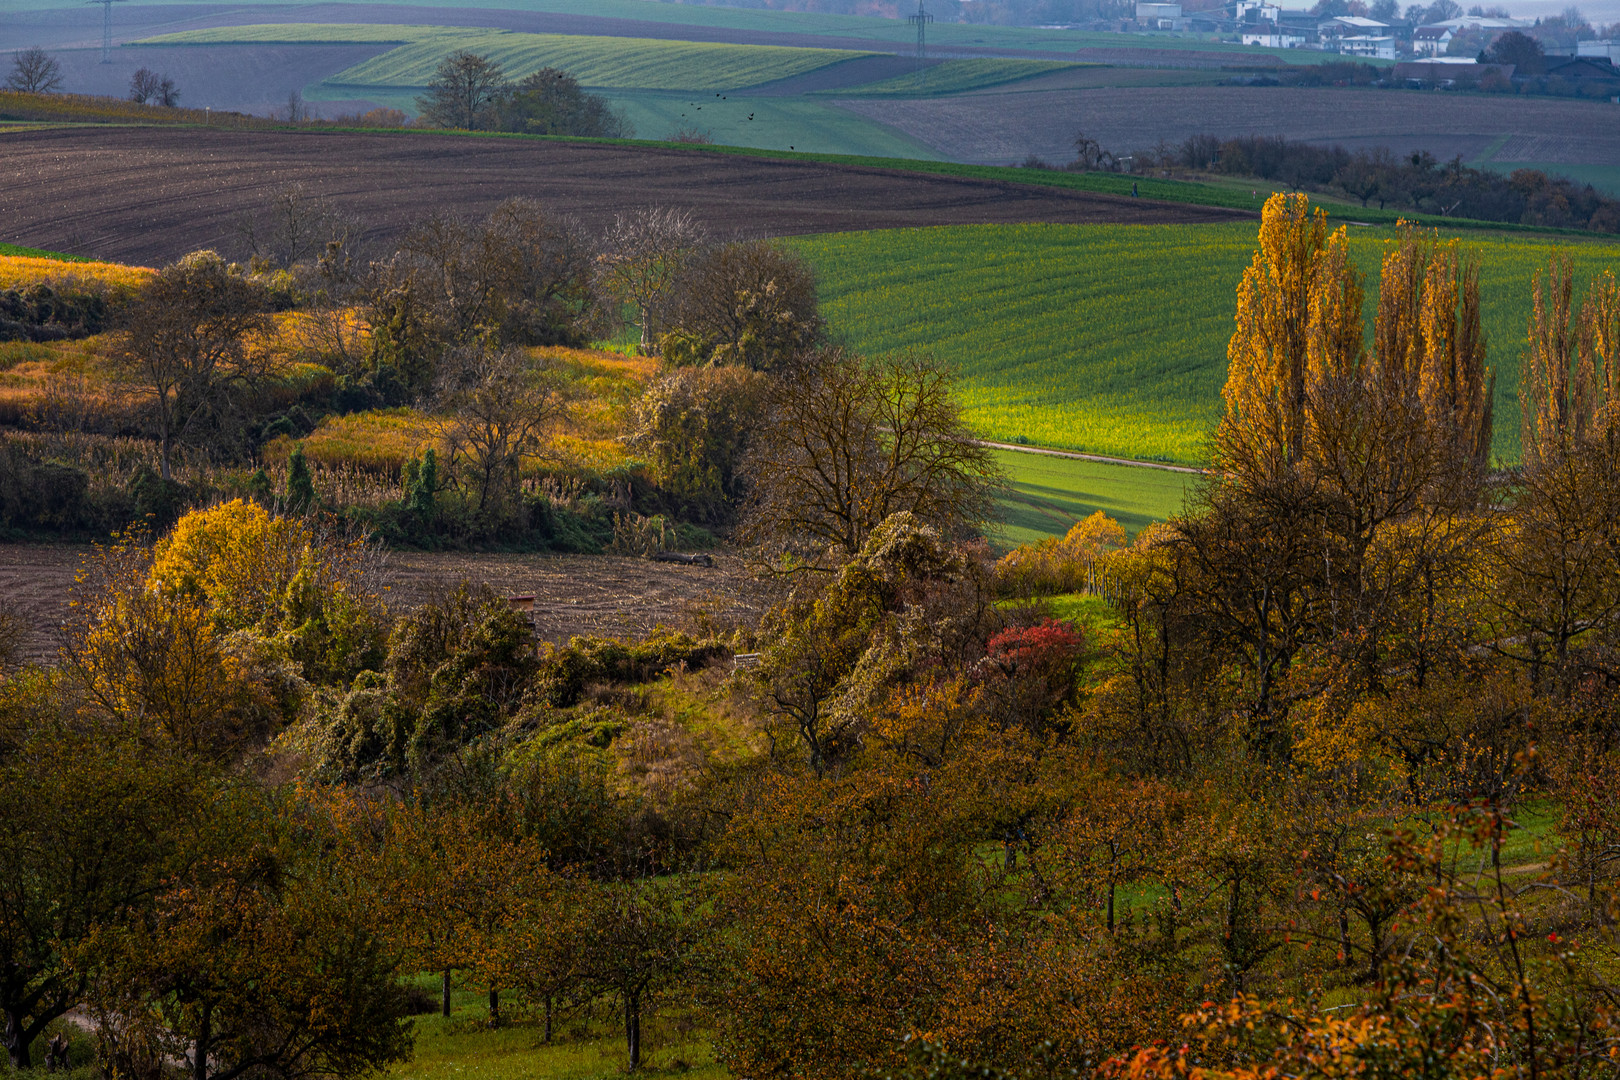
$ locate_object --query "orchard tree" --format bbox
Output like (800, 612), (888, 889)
(81, 786), (414, 1080)
(0, 715), (201, 1070)
(577, 878), (712, 1071)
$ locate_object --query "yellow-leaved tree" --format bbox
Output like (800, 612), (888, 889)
(148, 498), (388, 685)
(1222, 192), (1328, 474)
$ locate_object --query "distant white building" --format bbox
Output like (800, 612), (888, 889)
(1242, 24), (1310, 46)
(1578, 39), (1620, 62)
(1339, 34), (1397, 58)
(1235, 0), (1281, 22)
(1319, 15), (1389, 38)
(1136, 2), (1186, 28)
(1431, 14), (1532, 30)
(1413, 25), (1455, 54)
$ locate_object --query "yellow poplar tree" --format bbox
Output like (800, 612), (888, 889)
(1417, 240), (1492, 473)
(1577, 269), (1620, 437)
(1222, 193), (1328, 472)
(1523, 254), (1577, 469)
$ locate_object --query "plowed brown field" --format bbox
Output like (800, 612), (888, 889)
(836, 84), (1620, 166)
(0, 543), (758, 666)
(0, 126), (1247, 265)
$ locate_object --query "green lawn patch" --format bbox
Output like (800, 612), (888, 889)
(393, 978), (724, 1080)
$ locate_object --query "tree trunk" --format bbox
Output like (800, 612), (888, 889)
(624, 991), (641, 1071)
(488, 988), (500, 1027)
(193, 1001), (211, 1080)
(544, 996), (553, 1044)
(442, 969), (452, 1018)
(4, 1007), (29, 1070)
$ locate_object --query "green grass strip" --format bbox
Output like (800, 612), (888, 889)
(0, 243), (90, 262)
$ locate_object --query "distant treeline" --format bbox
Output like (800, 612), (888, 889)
(1038, 132), (1620, 233)
(1177, 135), (1620, 232)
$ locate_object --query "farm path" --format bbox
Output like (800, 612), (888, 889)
(0, 543), (756, 666)
(0, 126), (1249, 265)
(838, 84), (1620, 166)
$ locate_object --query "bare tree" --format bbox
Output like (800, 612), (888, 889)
(434, 344), (566, 520)
(157, 74), (179, 107)
(598, 206), (707, 352)
(128, 68), (162, 104)
(114, 251), (274, 480)
(399, 213), (495, 346)
(415, 50), (507, 130)
(478, 198), (607, 346)
(399, 199), (605, 350)
(745, 347), (1003, 558)
(6, 47), (62, 94)
(237, 183), (357, 271)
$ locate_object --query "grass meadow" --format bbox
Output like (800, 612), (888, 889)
(989, 449), (1197, 550)
(392, 978), (723, 1080)
(792, 221), (1620, 465)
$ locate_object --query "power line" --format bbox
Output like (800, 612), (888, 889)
(86, 0), (129, 64)
(907, 0), (933, 60)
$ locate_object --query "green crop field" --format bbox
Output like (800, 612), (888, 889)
(0, 243), (87, 262)
(603, 93), (941, 156)
(817, 58), (1083, 97)
(990, 450), (1197, 549)
(138, 24), (435, 45)
(792, 221), (1620, 466)
(142, 26), (874, 92)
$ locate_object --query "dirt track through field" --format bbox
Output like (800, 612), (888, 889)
(0, 544), (759, 666)
(0, 126), (1248, 264)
